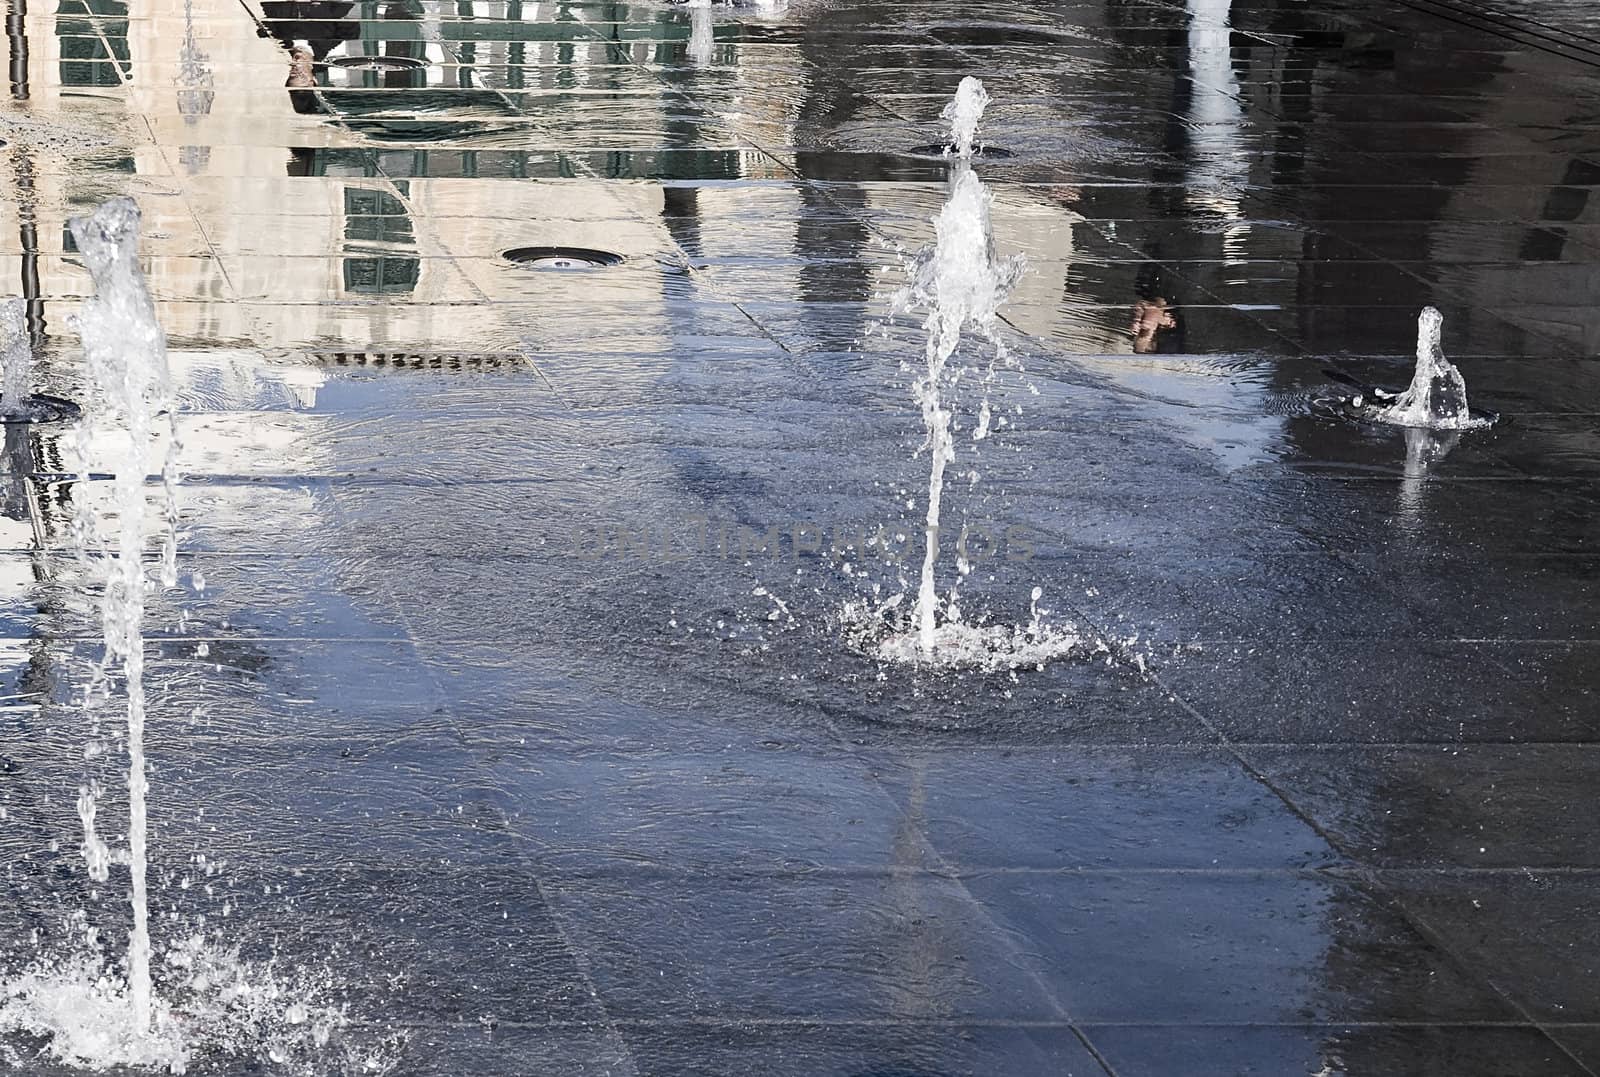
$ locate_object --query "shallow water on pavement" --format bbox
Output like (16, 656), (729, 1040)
(2, 0), (1600, 1072)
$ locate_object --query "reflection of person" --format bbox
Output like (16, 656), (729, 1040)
(285, 44), (321, 114)
(1131, 296), (1176, 353)
(1131, 260), (1181, 353)
(287, 44), (315, 87)
(260, 0), (356, 59)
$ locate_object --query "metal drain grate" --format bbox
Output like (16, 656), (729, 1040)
(303, 350), (526, 370)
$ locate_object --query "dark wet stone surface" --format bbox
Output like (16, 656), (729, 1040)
(2, 0), (1599, 1071)
(1090, 1025), (1594, 1077)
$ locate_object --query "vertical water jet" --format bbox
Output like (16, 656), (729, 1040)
(1377, 306), (1484, 430)
(68, 195), (181, 1037)
(843, 82), (1082, 671)
(942, 75), (989, 159)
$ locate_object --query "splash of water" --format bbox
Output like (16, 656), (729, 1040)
(0, 196), (182, 1066)
(852, 94), (1080, 668)
(941, 76), (990, 158)
(845, 586), (1083, 672)
(0, 939), (389, 1075)
(74, 196), (182, 1036)
(0, 199), (381, 1074)
(902, 168), (1019, 653)
(0, 297), (32, 418)
(1375, 307), (1490, 431)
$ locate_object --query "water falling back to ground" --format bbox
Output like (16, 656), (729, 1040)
(904, 167), (1017, 653)
(73, 195), (185, 1041)
(845, 82), (1084, 671)
(0, 195), (189, 1069)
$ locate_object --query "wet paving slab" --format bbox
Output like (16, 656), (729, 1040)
(2, 0), (1600, 1072)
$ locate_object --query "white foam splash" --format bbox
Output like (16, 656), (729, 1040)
(843, 587), (1082, 671)
(0, 938), (392, 1075)
(0, 957), (187, 1071)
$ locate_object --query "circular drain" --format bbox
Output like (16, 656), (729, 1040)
(0, 393), (81, 425)
(907, 143), (1015, 160)
(502, 246), (625, 269)
(327, 55), (426, 72)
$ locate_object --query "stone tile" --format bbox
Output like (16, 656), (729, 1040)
(1044, 549), (1443, 644)
(1086, 1025), (1588, 1077)
(966, 871), (1516, 1024)
(482, 745), (925, 873)
(352, 1026), (635, 1077)
(0, 867), (604, 1027)
(1157, 640), (1600, 744)
(1340, 554), (1600, 640)
(1550, 1028), (1600, 1071)
(2, 727), (516, 871)
(1380, 869), (1600, 1024)
(1249, 746), (1600, 869)
(872, 746), (1338, 870)
(621, 1022), (1110, 1077)
(545, 873), (1060, 1021)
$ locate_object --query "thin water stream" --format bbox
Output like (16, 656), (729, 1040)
(0, 198), (367, 1076)
(845, 80), (1084, 671)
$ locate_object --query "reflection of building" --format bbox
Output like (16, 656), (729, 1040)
(7, 0), (789, 354)
(58, 0), (129, 87)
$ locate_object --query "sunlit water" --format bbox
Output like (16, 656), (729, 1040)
(943, 76), (990, 160)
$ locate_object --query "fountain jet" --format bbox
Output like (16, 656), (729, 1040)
(1376, 307), (1488, 430)
(904, 167), (1018, 653)
(942, 75), (990, 159)
(841, 84), (1082, 671)
(68, 196), (181, 1037)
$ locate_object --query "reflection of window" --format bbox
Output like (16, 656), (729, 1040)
(56, 0), (130, 87)
(343, 187), (414, 245)
(342, 256), (420, 293)
(342, 183), (418, 295)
